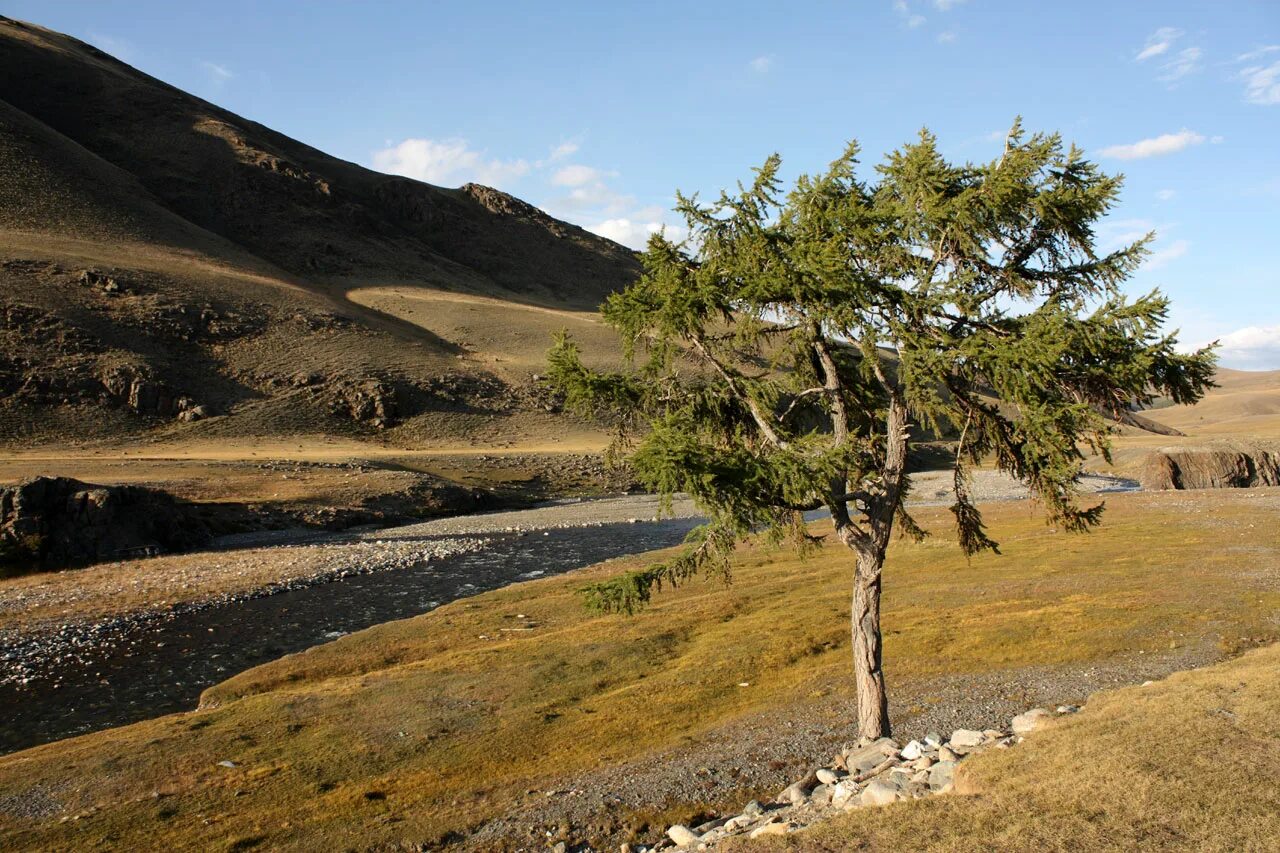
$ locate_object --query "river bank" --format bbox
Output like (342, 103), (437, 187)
(0, 472), (1134, 753)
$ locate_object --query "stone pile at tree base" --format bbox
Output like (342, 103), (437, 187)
(624, 704), (1080, 851)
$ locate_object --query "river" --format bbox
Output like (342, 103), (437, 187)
(0, 513), (703, 754)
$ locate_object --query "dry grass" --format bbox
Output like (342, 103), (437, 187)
(732, 640), (1280, 852)
(0, 490), (1277, 850)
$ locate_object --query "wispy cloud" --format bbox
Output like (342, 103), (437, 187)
(1134, 28), (1202, 86)
(937, 31), (956, 43)
(551, 165), (609, 188)
(1236, 47), (1280, 105)
(1100, 129), (1206, 160)
(371, 138), (530, 189)
(1135, 27), (1181, 62)
(1157, 47), (1203, 84)
(1145, 238), (1190, 270)
(892, 1), (926, 28)
(750, 55), (775, 74)
(545, 141), (579, 162)
(933, 0), (965, 9)
(1156, 188), (1177, 201)
(202, 61), (234, 80)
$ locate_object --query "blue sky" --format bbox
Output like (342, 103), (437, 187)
(8, 0), (1280, 367)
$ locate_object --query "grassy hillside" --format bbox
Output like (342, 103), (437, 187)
(734, 641), (1280, 852)
(1, 489), (1276, 850)
(0, 15), (637, 454)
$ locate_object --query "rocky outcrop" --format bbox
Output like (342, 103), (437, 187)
(327, 377), (399, 428)
(1139, 447), (1280, 490)
(0, 477), (210, 572)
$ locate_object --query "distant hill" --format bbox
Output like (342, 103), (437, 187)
(0, 16), (639, 447)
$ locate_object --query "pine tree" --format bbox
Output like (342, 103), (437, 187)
(546, 122), (1216, 740)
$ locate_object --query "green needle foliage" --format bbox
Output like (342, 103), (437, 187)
(547, 121), (1216, 736)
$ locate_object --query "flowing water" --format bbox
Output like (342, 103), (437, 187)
(0, 515), (703, 755)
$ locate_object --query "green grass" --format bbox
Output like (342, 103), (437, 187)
(0, 490), (1277, 850)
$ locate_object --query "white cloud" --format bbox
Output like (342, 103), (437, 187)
(937, 31), (956, 43)
(1157, 46), (1202, 84)
(371, 138), (530, 189)
(1156, 188), (1176, 201)
(551, 165), (607, 187)
(1100, 129), (1206, 160)
(1239, 59), (1280, 105)
(547, 141), (579, 162)
(1136, 27), (1181, 62)
(1145, 238), (1189, 270)
(1098, 218), (1155, 252)
(202, 61), (234, 81)
(1236, 45), (1280, 63)
(587, 218), (686, 250)
(750, 55), (775, 73)
(933, 0), (965, 9)
(892, 1), (925, 27)
(1207, 324), (1280, 370)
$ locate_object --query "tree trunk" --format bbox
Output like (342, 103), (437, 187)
(851, 545), (889, 739)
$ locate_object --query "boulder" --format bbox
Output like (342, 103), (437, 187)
(830, 780), (860, 809)
(860, 779), (903, 806)
(810, 783), (834, 806)
(928, 760), (958, 792)
(1, 476), (210, 572)
(815, 768), (843, 785)
(779, 782), (808, 805)
(749, 820), (792, 838)
(666, 824), (700, 847)
(900, 739), (924, 760)
(949, 729), (985, 748)
(1011, 708), (1054, 734)
(842, 737), (899, 773)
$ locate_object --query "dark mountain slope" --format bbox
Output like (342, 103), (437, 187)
(0, 16), (639, 447)
(0, 15), (637, 310)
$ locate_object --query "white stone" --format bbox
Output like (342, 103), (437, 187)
(750, 820), (792, 838)
(667, 825), (700, 847)
(949, 729), (985, 748)
(830, 780), (860, 808)
(860, 779), (903, 806)
(1057, 704), (1080, 714)
(780, 781), (809, 805)
(923, 731), (942, 747)
(1011, 708), (1054, 734)
(815, 768), (842, 785)
(899, 740), (924, 760)
(723, 815), (753, 832)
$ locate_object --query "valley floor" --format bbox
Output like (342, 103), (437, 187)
(0, 488), (1275, 850)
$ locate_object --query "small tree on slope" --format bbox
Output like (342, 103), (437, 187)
(546, 124), (1216, 740)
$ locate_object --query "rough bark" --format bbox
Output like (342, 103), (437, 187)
(851, 545), (889, 739)
(839, 387), (909, 741)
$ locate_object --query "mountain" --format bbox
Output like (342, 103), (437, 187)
(0, 16), (638, 447)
